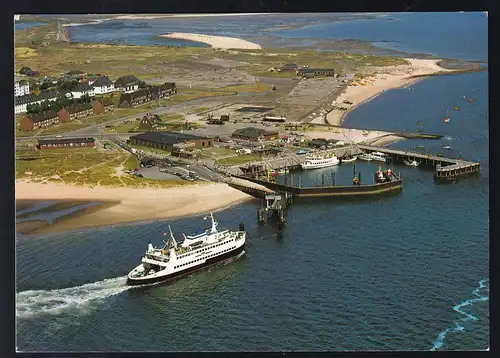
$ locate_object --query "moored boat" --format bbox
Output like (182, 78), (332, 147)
(404, 159), (419, 167)
(301, 153), (339, 170)
(358, 151), (388, 162)
(444, 116), (450, 123)
(340, 155), (357, 163)
(126, 213), (246, 286)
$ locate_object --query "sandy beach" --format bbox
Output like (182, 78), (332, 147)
(326, 58), (455, 126)
(16, 181), (253, 233)
(303, 128), (405, 146)
(160, 32), (262, 50)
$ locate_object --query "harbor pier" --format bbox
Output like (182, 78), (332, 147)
(357, 145), (480, 181)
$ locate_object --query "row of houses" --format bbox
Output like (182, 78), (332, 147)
(118, 83), (177, 108)
(14, 90), (63, 114)
(37, 137), (96, 150)
(19, 100), (113, 132)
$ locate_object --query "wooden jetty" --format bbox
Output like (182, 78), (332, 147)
(358, 145), (480, 181)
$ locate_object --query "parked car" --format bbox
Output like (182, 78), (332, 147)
(296, 149), (308, 155)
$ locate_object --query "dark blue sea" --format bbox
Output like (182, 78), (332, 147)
(16, 13), (488, 352)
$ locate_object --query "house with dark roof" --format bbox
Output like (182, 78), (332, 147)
(115, 75), (141, 93)
(19, 111), (59, 132)
(297, 68), (336, 77)
(38, 137), (95, 150)
(129, 131), (212, 152)
(91, 76), (115, 94)
(138, 114), (163, 131)
(58, 103), (93, 122)
(231, 127), (280, 142)
(14, 90), (62, 114)
(280, 63), (298, 72)
(118, 89), (149, 108)
(70, 83), (95, 99)
(92, 99), (114, 115)
(148, 82), (177, 98)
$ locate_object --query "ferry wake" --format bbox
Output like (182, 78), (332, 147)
(127, 213), (246, 286)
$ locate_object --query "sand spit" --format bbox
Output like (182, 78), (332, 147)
(160, 32), (262, 50)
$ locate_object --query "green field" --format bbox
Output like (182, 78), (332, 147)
(216, 154), (261, 166)
(15, 149), (187, 188)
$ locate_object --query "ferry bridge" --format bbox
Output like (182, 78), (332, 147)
(357, 145), (480, 181)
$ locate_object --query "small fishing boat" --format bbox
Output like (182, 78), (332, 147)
(404, 159), (419, 167)
(340, 155), (357, 163)
(468, 99), (475, 103)
(270, 168), (286, 175)
(444, 116), (450, 123)
(442, 145), (452, 150)
(416, 145), (425, 149)
(454, 107), (460, 111)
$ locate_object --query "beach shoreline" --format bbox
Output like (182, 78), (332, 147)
(15, 181), (254, 234)
(159, 33), (262, 50)
(326, 58), (456, 126)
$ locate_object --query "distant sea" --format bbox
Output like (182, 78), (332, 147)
(59, 12), (488, 62)
(15, 22), (46, 30)
(16, 13), (488, 352)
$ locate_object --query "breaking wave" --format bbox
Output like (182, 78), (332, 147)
(431, 278), (489, 351)
(16, 276), (129, 319)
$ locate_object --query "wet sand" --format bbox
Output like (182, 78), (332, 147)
(15, 182), (253, 234)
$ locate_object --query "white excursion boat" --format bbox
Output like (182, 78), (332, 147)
(358, 151), (388, 162)
(301, 153), (339, 170)
(404, 159), (419, 167)
(127, 213), (246, 286)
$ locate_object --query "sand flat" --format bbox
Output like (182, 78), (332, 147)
(15, 181), (253, 233)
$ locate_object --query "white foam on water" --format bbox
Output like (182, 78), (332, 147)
(222, 250), (246, 265)
(430, 278), (489, 351)
(16, 276), (129, 318)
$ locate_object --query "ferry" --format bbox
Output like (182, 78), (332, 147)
(301, 153), (340, 170)
(127, 213), (246, 286)
(358, 151), (388, 162)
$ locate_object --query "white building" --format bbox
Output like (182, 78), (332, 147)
(15, 81), (30, 97)
(91, 76), (115, 94)
(70, 83), (95, 99)
(115, 75), (141, 93)
(15, 91), (60, 114)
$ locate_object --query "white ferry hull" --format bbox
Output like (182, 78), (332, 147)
(126, 243), (245, 286)
(301, 159), (339, 170)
